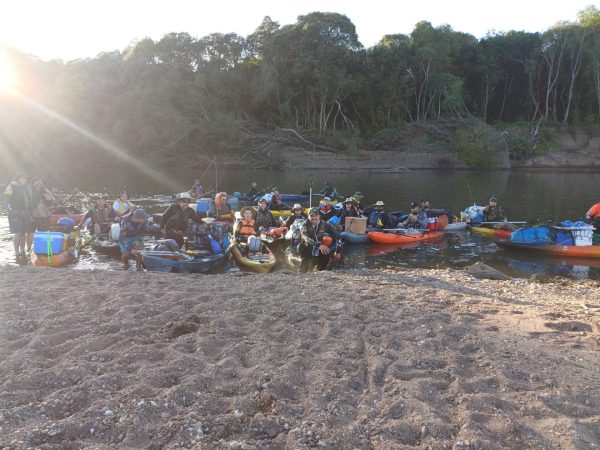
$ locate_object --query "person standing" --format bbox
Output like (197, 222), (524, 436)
(31, 178), (56, 232)
(112, 192), (134, 217)
(4, 173), (33, 261)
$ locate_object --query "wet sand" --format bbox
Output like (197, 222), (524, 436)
(0, 266), (598, 449)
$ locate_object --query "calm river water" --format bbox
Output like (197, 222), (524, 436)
(1, 168), (598, 279)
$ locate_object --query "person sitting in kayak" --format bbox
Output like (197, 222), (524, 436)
(482, 195), (506, 222)
(319, 181), (339, 199)
(338, 197), (361, 231)
(482, 196), (518, 231)
(161, 192), (204, 248)
(112, 191), (134, 217)
(247, 182), (259, 197)
(209, 192), (233, 221)
(233, 207), (257, 243)
(299, 207), (339, 272)
(190, 179), (204, 198)
(284, 204), (307, 228)
(319, 198), (336, 222)
(351, 191), (365, 210)
(586, 201), (600, 230)
(255, 198), (277, 232)
(400, 202), (428, 229)
(80, 197), (116, 236)
(119, 209), (149, 270)
(367, 201), (393, 229)
(269, 193), (292, 211)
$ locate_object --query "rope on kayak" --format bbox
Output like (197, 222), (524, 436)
(46, 231), (53, 266)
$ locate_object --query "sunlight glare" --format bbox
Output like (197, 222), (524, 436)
(0, 50), (17, 94)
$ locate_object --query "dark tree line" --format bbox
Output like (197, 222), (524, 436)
(1, 7), (599, 171)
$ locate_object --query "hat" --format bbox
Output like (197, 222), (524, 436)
(375, 201), (385, 207)
(308, 207), (320, 216)
(344, 197), (355, 204)
(489, 195), (498, 202)
(258, 197), (268, 204)
(292, 203), (302, 211)
(353, 191), (363, 197)
(175, 192), (192, 200)
(323, 196), (331, 202)
(132, 209), (150, 220)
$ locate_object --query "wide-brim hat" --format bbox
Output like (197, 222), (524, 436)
(292, 203), (302, 211)
(344, 197), (355, 204)
(375, 200), (385, 206)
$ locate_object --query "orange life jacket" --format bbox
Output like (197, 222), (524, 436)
(238, 219), (256, 238)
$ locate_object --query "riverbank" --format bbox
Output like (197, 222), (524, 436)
(0, 266), (598, 449)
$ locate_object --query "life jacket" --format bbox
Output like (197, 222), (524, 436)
(238, 219), (256, 238)
(93, 206), (113, 224)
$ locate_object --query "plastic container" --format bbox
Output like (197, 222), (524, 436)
(247, 235), (261, 252)
(571, 226), (594, 246)
(33, 232), (68, 255)
(196, 198), (214, 217)
(227, 196), (240, 211)
(110, 223), (120, 241)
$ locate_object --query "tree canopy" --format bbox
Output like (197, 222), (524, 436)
(1, 8), (600, 173)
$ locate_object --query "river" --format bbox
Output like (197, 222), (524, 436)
(1, 168), (598, 279)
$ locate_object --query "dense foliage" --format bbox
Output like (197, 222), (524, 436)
(1, 8), (600, 172)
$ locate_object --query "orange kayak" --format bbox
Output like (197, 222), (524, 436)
(497, 241), (600, 258)
(368, 231), (444, 244)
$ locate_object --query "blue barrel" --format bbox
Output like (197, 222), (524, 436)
(197, 198), (213, 216)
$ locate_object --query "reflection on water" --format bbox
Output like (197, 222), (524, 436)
(1, 169), (598, 279)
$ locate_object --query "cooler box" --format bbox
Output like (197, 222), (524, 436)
(345, 217), (367, 234)
(33, 232), (68, 255)
(570, 226), (594, 246)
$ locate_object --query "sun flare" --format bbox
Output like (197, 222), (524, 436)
(0, 50), (17, 94)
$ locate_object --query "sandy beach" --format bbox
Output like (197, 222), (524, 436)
(0, 266), (598, 449)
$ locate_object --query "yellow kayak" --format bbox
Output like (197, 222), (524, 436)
(229, 242), (277, 273)
(252, 207), (309, 218)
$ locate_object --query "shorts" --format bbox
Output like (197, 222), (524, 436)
(8, 212), (34, 234)
(119, 237), (143, 253)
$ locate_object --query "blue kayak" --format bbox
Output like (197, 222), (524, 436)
(340, 231), (370, 244)
(141, 251), (226, 273)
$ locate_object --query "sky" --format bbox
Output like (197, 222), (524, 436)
(0, 0), (596, 61)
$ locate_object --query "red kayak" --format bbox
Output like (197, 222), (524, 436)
(368, 230), (444, 244)
(497, 240), (600, 258)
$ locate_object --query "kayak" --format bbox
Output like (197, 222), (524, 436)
(340, 230), (371, 244)
(141, 250), (226, 273)
(31, 250), (76, 267)
(30, 229), (81, 267)
(445, 222), (467, 231)
(496, 240), (600, 258)
(238, 193), (310, 203)
(253, 207), (309, 218)
(91, 234), (121, 257)
(467, 226), (513, 239)
(229, 242), (277, 273)
(368, 230), (444, 244)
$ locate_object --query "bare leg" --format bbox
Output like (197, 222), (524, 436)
(26, 233), (33, 253)
(121, 252), (131, 269)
